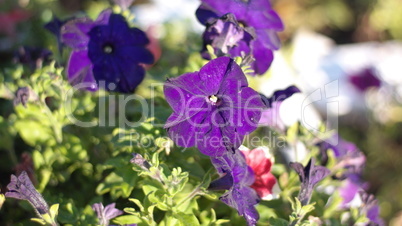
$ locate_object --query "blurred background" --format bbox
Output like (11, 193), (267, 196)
(1, 0), (402, 224)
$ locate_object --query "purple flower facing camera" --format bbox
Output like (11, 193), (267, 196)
(164, 57), (265, 157)
(61, 10), (153, 93)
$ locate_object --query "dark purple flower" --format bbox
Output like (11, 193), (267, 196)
(5, 171), (49, 217)
(164, 57), (265, 157)
(196, 0), (284, 75)
(13, 46), (52, 70)
(61, 10), (154, 93)
(113, 0), (135, 11)
(289, 158), (330, 205)
(260, 86), (300, 108)
(259, 86), (300, 131)
(200, 13), (254, 60)
(209, 149), (260, 226)
(92, 202), (124, 226)
(348, 67), (381, 92)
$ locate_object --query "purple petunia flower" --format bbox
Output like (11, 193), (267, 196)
(200, 13), (254, 60)
(259, 85), (300, 132)
(5, 171), (50, 217)
(209, 149), (260, 226)
(289, 158), (330, 206)
(61, 10), (154, 93)
(196, 0), (284, 75)
(348, 67), (381, 92)
(164, 56), (265, 157)
(92, 202), (124, 226)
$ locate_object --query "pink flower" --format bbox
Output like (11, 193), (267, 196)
(240, 146), (277, 200)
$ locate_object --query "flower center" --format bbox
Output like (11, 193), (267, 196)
(208, 95), (221, 106)
(209, 95), (218, 103)
(103, 44), (114, 54)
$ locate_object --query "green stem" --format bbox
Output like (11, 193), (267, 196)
(176, 186), (201, 208)
(40, 98), (62, 144)
(7, 147), (18, 166)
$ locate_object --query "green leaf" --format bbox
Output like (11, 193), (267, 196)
(173, 212), (199, 226)
(96, 167), (138, 199)
(0, 193), (4, 210)
(49, 203), (59, 221)
(129, 198), (145, 212)
(268, 217), (288, 226)
(30, 217), (46, 225)
(323, 192), (343, 218)
(113, 215), (143, 224)
(14, 120), (53, 146)
(300, 202), (316, 216)
(166, 167), (189, 196)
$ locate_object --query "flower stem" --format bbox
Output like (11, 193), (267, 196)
(176, 186), (202, 208)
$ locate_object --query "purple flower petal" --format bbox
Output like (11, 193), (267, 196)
(164, 72), (209, 114)
(359, 192), (385, 226)
(260, 85), (301, 108)
(250, 40), (273, 75)
(166, 110), (208, 148)
(222, 87), (264, 135)
(195, 4), (219, 25)
(220, 185), (259, 225)
(5, 171), (49, 216)
(210, 150), (259, 225)
(104, 203), (124, 220)
(338, 178), (361, 208)
(61, 17), (97, 50)
(198, 1), (247, 21)
(290, 158), (330, 205)
(67, 50), (98, 91)
(245, 9), (283, 30)
(200, 13), (254, 59)
(93, 202), (123, 226)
